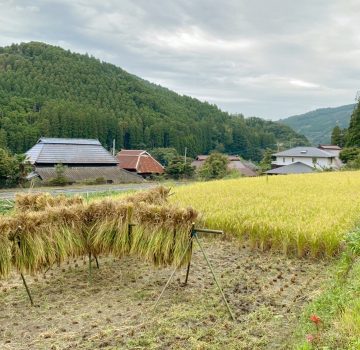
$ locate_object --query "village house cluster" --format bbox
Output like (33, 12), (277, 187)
(24, 138), (344, 184)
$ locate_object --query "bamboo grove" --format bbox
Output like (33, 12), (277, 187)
(0, 187), (198, 279)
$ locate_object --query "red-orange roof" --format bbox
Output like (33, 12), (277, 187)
(117, 150), (164, 174)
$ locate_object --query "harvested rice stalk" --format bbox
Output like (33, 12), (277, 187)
(124, 186), (171, 205)
(2, 190), (199, 278)
(15, 193), (83, 212)
(8, 205), (86, 274)
(131, 204), (198, 267)
(0, 218), (12, 278)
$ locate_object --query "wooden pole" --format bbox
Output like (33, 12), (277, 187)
(194, 234), (235, 321)
(154, 239), (193, 309)
(88, 252), (92, 284)
(20, 273), (34, 306)
(94, 255), (100, 269)
(184, 223), (195, 285)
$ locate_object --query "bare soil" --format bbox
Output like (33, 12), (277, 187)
(0, 237), (329, 349)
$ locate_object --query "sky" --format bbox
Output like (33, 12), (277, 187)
(0, 0), (359, 119)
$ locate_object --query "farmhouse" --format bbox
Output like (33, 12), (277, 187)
(266, 145), (343, 175)
(116, 150), (164, 177)
(26, 138), (143, 184)
(271, 146), (339, 170)
(192, 155), (257, 177)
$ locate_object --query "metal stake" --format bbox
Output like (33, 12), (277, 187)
(194, 233), (235, 321)
(20, 273), (34, 306)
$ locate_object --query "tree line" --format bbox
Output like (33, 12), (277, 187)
(332, 97), (360, 168)
(0, 42), (308, 162)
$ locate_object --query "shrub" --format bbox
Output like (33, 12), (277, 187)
(198, 153), (229, 180)
(47, 163), (69, 186)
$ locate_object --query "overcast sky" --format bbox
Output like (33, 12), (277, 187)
(0, 0), (359, 119)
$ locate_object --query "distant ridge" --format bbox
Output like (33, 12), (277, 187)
(279, 104), (356, 145)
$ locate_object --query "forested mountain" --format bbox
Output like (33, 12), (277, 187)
(0, 42), (308, 161)
(345, 99), (360, 147)
(280, 104), (356, 145)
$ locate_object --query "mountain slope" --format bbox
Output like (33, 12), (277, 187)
(0, 42), (308, 160)
(279, 104), (356, 145)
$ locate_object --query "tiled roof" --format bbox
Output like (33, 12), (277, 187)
(117, 150), (164, 174)
(196, 155), (241, 161)
(38, 138), (101, 145)
(266, 162), (315, 175)
(318, 145), (342, 150)
(119, 150), (146, 156)
(192, 155), (257, 177)
(228, 161), (257, 176)
(274, 147), (333, 158)
(26, 138), (118, 165)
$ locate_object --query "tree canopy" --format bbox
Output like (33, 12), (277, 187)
(345, 99), (360, 147)
(0, 42), (308, 161)
(198, 153), (229, 180)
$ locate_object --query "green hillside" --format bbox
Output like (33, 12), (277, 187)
(0, 42), (308, 161)
(280, 104), (356, 145)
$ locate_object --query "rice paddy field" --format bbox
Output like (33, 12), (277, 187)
(172, 171), (360, 258)
(1, 172), (360, 349)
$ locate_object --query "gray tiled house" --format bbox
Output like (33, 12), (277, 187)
(26, 138), (143, 184)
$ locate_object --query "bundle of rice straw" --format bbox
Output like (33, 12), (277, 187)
(15, 193), (83, 212)
(124, 186), (171, 205)
(130, 203), (198, 267)
(0, 217), (13, 278)
(84, 200), (133, 257)
(8, 205), (85, 274)
(0, 187), (199, 278)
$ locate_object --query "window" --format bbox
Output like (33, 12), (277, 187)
(283, 157), (285, 163)
(292, 157), (294, 162)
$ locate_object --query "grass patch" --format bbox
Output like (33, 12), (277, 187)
(293, 232), (360, 349)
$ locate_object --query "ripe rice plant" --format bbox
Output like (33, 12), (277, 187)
(171, 172), (360, 257)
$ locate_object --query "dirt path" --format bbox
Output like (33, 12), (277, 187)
(0, 183), (158, 200)
(0, 238), (330, 349)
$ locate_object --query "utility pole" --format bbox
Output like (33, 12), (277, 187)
(184, 147), (187, 164)
(112, 139), (116, 156)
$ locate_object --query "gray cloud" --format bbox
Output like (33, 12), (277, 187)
(0, 0), (359, 118)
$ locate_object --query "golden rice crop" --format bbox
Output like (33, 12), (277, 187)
(171, 171), (360, 258)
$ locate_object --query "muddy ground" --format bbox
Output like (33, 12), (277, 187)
(0, 237), (330, 349)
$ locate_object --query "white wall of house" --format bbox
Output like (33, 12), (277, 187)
(272, 156), (334, 169)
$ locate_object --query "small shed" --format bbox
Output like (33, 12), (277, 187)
(116, 150), (164, 177)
